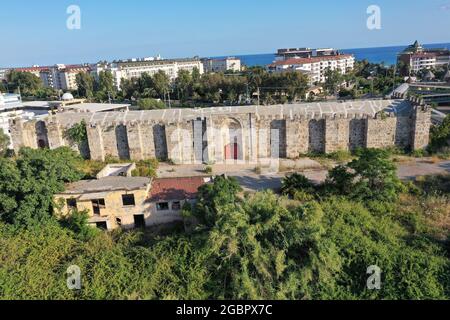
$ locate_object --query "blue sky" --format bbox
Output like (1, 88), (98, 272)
(1, 0), (450, 67)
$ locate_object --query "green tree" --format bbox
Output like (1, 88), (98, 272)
(281, 173), (315, 198)
(175, 69), (193, 102)
(324, 67), (343, 95)
(0, 128), (10, 156)
(0, 147), (83, 226)
(75, 72), (95, 99)
(193, 176), (242, 228)
(137, 98), (166, 110)
(96, 70), (116, 101)
(282, 71), (309, 102)
(428, 114), (450, 153)
(152, 70), (170, 99)
(7, 71), (43, 96)
(327, 148), (404, 202)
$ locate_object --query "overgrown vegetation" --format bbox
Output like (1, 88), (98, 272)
(0, 128), (10, 157)
(65, 120), (88, 145)
(428, 115), (450, 158)
(0, 148), (448, 300)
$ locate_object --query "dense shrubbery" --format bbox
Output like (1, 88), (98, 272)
(0, 147), (83, 226)
(429, 115), (450, 157)
(0, 148), (448, 300)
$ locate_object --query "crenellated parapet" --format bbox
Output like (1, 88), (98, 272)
(8, 99), (432, 163)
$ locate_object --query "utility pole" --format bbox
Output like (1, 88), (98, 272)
(257, 86), (260, 106)
(17, 83), (22, 99)
(246, 83), (250, 104)
(392, 64), (397, 94)
(168, 89), (172, 108)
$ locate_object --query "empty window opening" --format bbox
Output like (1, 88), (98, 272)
(156, 202), (169, 211)
(96, 221), (107, 230)
(134, 214), (145, 228)
(122, 194), (136, 206)
(92, 199), (106, 216)
(67, 198), (77, 210)
(172, 201), (181, 211)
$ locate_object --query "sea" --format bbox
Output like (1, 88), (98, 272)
(212, 43), (450, 67)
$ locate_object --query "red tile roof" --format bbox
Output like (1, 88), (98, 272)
(15, 66), (50, 72)
(149, 177), (210, 202)
(270, 54), (353, 67)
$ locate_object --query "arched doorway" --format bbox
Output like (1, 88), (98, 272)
(224, 137), (239, 160)
(221, 118), (243, 162)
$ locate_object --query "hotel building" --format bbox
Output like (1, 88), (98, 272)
(92, 58), (204, 90)
(398, 41), (450, 75)
(268, 54), (355, 85)
(13, 64), (91, 91)
(275, 47), (339, 61)
(202, 57), (242, 73)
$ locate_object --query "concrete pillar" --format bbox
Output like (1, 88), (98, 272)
(165, 123), (182, 164)
(324, 116), (350, 153)
(248, 114), (258, 163)
(257, 118), (271, 164)
(45, 120), (65, 149)
(365, 114), (397, 149)
(9, 118), (27, 153)
(140, 122), (156, 159)
(205, 117), (216, 163)
(179, 121), (194, 164)
(193, 119), (203, 164)
(286, 117), (309, 158)
(86, 124), (105, 161)
(412, 105), (432, 150)
(126, 122), (144, 161)
(101, 124), (120, 159)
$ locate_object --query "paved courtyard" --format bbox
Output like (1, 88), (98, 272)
(157, 158), (450, 193)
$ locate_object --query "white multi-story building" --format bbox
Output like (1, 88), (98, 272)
(0, 93), (26, 148)
(92, 58), (204, 90)
(0, 68), (10, 81)
(268, 54), (355, 85)
(398, 41), (450, 75)
(202, 57), (242, 73)
(275, 47), (339, 61)
(13, 64), (91, 91)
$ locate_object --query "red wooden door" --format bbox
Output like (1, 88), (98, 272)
(225, 143), (238, 160)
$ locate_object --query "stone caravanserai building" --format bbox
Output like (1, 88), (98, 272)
(9, 98), (431, 165)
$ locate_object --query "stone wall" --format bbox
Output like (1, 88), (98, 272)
(9, 99), (432, 163)
(308, 119), (325, 153)
(412, 106), (432, 151)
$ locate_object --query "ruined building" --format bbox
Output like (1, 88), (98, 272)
(9, 99), (431, 165)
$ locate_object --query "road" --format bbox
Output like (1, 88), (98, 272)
(231, 160), (450, 192)
(157, 160), (450, 193)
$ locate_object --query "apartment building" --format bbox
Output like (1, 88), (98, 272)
(92, 58), (204, 90)
(58, 65), (91, 90)
(202, 57), (242, 73)
(398, 41), (450, 75)
(13, 64), (91, 91)
(0, 68), (9, 81)
(275, 47), (339, 61)
(268, 54), (355, 85)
